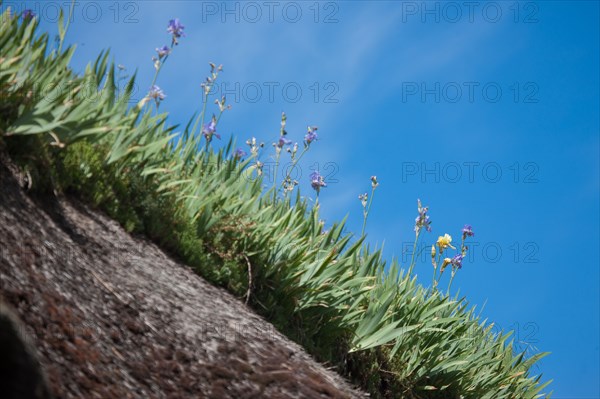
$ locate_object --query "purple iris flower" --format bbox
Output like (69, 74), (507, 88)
(22, 9), (35, 20)
(310, 171), (327, 193)
(167, 18), (185, 39)
(148, 85), (165, 101)
(202, 118), (220, 141)
(304, 126), (318, 144)
(156, 45), (171, 58)
(234, 148), (247, 159)
(451, 254), (464, 269)
(414, 205), (432, 233)
(462, 225), (474, 239)
(277, 136), (292, 148)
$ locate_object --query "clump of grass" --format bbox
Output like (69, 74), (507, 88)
(0, 6), (552, 398)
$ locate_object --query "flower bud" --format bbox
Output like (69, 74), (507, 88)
(441, 257), (452, 272)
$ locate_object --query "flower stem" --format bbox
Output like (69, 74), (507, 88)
(360, 186), (376, 237)
(150, 44), (173, 91)
(272, 151), (281, 203)
(149, 58), (165, 89)
(280, 147), (308, 198)
(199, 93), (209, 141)
(407, 230), (421, 276)
(447, 270), (456, 295)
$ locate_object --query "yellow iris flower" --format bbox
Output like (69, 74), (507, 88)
(436, 234), (456, 252)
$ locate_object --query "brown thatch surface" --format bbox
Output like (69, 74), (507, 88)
(0, 154), (366, 399)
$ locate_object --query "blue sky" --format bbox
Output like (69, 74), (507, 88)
(8, 1), (599, 397)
